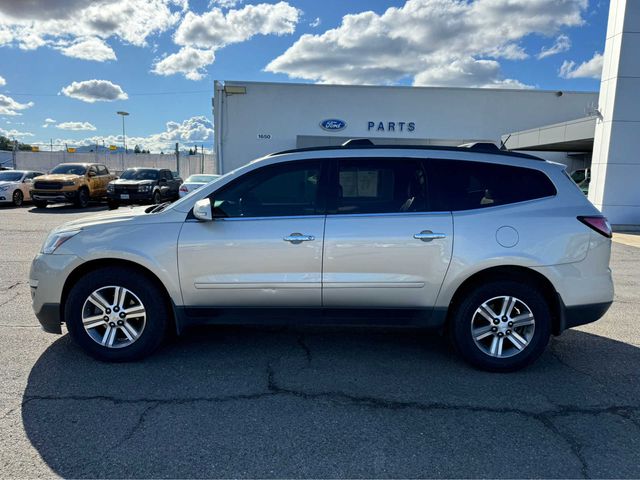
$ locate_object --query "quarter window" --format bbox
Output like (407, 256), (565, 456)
(333, 158), (427, 214)
(428, 159), (557, 211)
(212, 161), (322, 218)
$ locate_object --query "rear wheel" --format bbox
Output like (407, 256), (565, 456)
(33, 199), (47, 209)
(12, 190), (23, 206)
(75, 188), (89, 208)
(450, 280), (551, 372)
(65, 267), (170, 362)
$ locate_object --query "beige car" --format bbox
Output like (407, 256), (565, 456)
(31, 163), (116, 208)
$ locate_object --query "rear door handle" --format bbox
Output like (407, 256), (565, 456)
(414, 230), (447, 242)
(284, 233), (315, 244)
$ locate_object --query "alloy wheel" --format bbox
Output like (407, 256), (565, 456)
(13, 190), (23, 206)
(470, 295), (535, 358)
(81, 286), (147, 348)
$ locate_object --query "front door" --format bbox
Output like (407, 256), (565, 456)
(178, 160), (326, 307)
(322, 157), (453, 308)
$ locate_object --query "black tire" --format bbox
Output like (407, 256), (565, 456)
(65, 267), (170, 362)
(75, 187), (89, 208)
(33, 199), (47, 209)
(107, 200), (119, 210)
(152, 190), (161, 205)
(12, 190), (23, 206)
(449, 280), (551, 372)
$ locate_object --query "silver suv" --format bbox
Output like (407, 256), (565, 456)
(29, 144), (614, 371)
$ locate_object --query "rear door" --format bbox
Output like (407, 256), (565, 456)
(178, 160), (327, 307)
(322, 157), (453, 309)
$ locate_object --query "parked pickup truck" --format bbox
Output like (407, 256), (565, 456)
(106, 168), (182, 209)
(31, 163), (116, 208)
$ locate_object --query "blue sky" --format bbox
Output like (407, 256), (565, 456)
(0, 0), (608, 152)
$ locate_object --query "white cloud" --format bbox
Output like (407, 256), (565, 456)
(46, 116), (214, 153)
(0, 0), (182, 58)
(0, 94), (34, 116)
(152, 47), (216, 80)
(309, 17), (321, 28)
(42, 118), (56, 128)
(61, 79), (128, 103)
(0, 74), (5, 86)
(58, 37), (117, 62)
(154, 1), (300, 80)
(266, 0), (588, 87)
(0, 127), (34, 138)
(537, 34), (571, 59)
(559, 51), (603, 79)
(56, 121), (97, 131)
(209, 0), (243, 8)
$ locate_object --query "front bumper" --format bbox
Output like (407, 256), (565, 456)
(107, 191), (153, 204)
(31, 190), (79, 203)
(30, 253), (82, 334)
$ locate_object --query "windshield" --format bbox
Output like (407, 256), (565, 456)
(50, 164), (86, 175)
(0, 171), (23, 182)
(186, 174), (219, 183)
(120, 169), (159, 180)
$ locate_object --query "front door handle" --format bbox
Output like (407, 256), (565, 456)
(284, 233), (315, 244)
(414, 230), (447, 242)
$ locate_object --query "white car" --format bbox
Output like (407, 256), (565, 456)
(179, 174), (220, 197)
(0, 170), (44, 206)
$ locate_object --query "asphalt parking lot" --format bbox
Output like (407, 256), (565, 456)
(1, 203), (639, 478)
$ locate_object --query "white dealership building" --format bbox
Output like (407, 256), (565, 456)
(213, 0), (639, 225)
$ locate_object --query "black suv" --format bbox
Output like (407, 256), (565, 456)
(107, 168), (182, 209)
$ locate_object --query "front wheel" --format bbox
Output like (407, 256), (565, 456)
(65, 267), (170, 362)
(33, 199), (47, 209)
(450, 280), (551, 372)
(75, 188), (90, 208)
(107, 200), (119, 210)
(152, 190), (161, 205)
(12, 190), (23, 206)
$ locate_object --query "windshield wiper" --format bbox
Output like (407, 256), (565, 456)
(148, 201), (171, 214)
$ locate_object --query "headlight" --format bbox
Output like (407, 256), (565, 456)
(138, 184), (152, 192)
(62, 181), (76, 187)
(41, 230), (81, 254)
(0, 185), (9, 191)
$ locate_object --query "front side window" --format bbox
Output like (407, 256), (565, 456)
(333, 158), (427, 214)
(212, 160), (322, 218)
(428, 159), (557, 211)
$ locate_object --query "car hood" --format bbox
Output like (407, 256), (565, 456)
(35, 174), (83, 182)
(54, 206), (151, 231)
(0, 181), (19, 187)
(111, 179), (154, 185)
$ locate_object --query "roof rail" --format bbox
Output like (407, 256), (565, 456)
(268, 140), (544, 161)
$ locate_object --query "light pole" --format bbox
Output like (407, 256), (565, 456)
(116, 111), (129, 154)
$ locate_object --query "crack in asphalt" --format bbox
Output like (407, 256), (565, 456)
(20, 363), (640, 479)
(296, 333), (312, 366)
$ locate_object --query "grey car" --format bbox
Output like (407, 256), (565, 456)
(29, 143), (614, 371)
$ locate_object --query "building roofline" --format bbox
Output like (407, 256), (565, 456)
(217, 79), (598, 96)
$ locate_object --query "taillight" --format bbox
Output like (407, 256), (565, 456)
(179, 185), (188, 192)
(578, 216), (612, 238)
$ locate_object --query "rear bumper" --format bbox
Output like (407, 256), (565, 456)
(557, 298), (612, 333)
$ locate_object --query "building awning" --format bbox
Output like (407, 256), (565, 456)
(501, 116), (596, 152)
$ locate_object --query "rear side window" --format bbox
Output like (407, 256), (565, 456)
(97, 165), (109, 175)
(333, 158), (427, 214)
(428, 159), (556, 211)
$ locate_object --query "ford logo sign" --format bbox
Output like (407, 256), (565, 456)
(320, 119), (347, 131)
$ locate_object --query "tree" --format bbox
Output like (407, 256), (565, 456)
(134, 144), (142, 154)
(0, 135), (32, 151)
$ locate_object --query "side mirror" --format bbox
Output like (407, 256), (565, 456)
(193, 198), (213, 221)
(23, 178), (33, 183)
